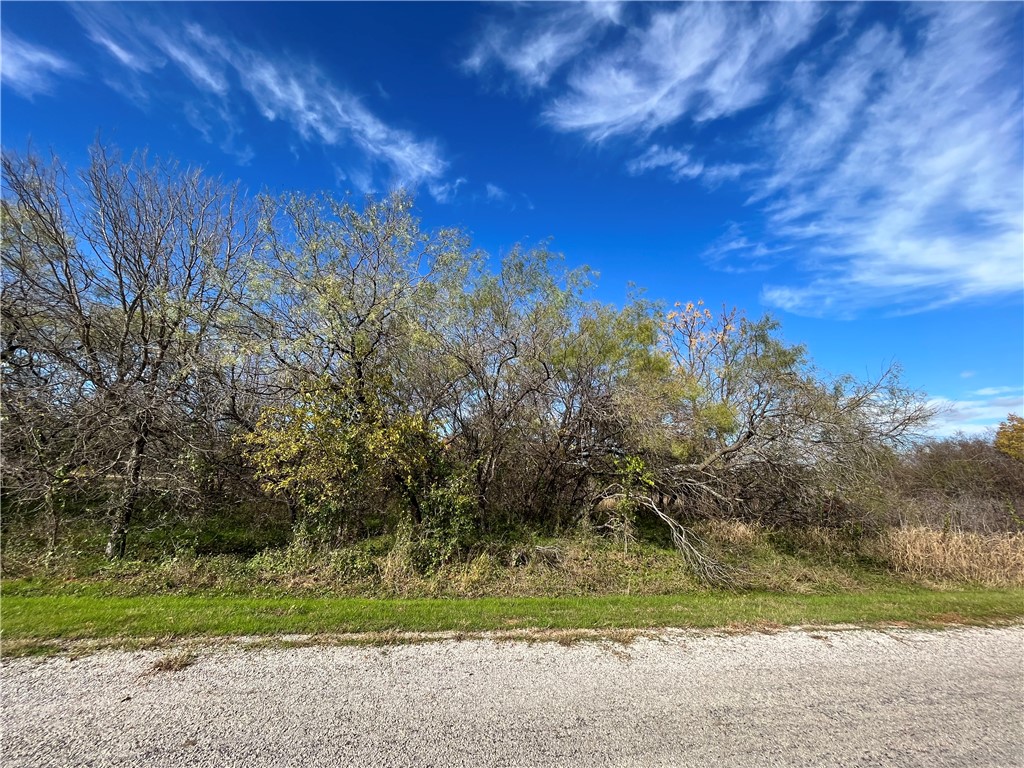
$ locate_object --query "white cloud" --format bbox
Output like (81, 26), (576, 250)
(926, 392), (1024, 438)
(701, 223), (793, 274)
(627, 145), (754, 186)
(627, 145), (703, 181)
(229, 47), (447, 189)
(960, 371), (976, 379)
(428, 177), (467, 204)
(972, 386), (1023, 397)
(469, 3), (1023, 316)
(485, 183), (508, 202)
(464, 3), (622, 89)
(543, 3), (820, 141)
(754, 5), (1024, 316)
(72, 4), (162, 73)
(157, 24), (229, 96)
(0, 30), (77, 98)
(74, 8), (448, 192)
(89, 33), (145, 71)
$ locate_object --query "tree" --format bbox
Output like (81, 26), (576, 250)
(254, 190), (468, 399)
(995, 414), (1024, 462)
(429, 246), (593, 524)
(1, 145), (263, 558)
(893, 433), (1024, 532)
(242, 374), (456, 534)
(645, 301), (933, 526)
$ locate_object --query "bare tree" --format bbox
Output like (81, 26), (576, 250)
(1, 145), (263, 558)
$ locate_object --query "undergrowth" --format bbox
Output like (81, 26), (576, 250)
(5, 521), (1022, 599)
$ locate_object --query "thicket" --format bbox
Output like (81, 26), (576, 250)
(2, 146), (1021, 586)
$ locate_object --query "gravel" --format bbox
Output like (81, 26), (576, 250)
(3, 626), (1023, 767)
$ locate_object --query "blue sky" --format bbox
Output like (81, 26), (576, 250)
(2, 1), (1022, 436)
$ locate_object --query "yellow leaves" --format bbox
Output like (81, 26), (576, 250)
(237, 377), (444, 524)
(995, 413), (1024, 462)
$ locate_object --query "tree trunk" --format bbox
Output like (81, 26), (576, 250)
(44, 482), (61, 570)
(409, 491), (423, 526)
(106, 428), (147, 560)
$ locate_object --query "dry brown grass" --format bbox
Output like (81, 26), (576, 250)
(700, 519), (762, 548)
(879, 527), (1024, 586)
(147, 650), (197, 674)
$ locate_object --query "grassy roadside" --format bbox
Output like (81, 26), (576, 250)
(3, 588), (1021, 657)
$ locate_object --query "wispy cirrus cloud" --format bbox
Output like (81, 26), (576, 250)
(757, 4), (1023, 316)
(972, 386), (1023, 398)
(70, 6), (447, 192)
(464, 2), (623, 90)
(427, 177), (467, 205)
(627, 145), (703, 181)
(485, 183), (508, 203)
(927, 390), (1023, 438)
(0, 30), (78, 98)
(229, 43), (447, 187)
(543, 3), (820, 141)
(467, 3), (1023, 316)
(627, 145), (752, 187)
(701, 223), (793, 274)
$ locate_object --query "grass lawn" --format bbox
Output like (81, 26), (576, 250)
(3, 588), (1021, 656)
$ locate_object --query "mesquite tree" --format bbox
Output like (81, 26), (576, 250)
(1, 146), (263, 558)
(652, 301), (935, 525)
(254, 190), (468, 396)
(2, 144), (942, 577)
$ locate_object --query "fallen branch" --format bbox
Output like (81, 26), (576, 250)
(596, 487), (732, 586)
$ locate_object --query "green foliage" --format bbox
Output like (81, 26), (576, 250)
(408, 473), (478, 573)
(995, 414), (1024, 462)
(617, 455), (655, 491)
(4, 145), (946, 573)
(239, 378), (446, 541)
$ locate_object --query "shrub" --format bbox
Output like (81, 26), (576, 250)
(890, 436), (1024, 532)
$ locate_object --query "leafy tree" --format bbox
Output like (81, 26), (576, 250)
(428, 246), (593, 525)
(240, 377), (449, 542)
(254, 190), (468, 399)
(650, 301), (933, 526)
(995, 414), (1024, 462)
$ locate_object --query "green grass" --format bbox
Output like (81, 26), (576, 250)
(3, 588), (1021, 653)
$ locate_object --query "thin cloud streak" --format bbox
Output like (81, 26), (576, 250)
(972, 387), (1023, 398)
(72, 7), (447, 192)
(544, 3), (820, 141)
(1, 30), (78, 98)
(628, 145), (753, 186)
(468, 3), (1023, 316)
(464, 3), (622, 90)
(428, 177), (467, 205)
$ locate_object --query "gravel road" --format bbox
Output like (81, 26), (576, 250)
(3, 626), (1022, 767)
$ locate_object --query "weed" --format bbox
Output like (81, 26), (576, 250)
(148, 650), (198, 674)
(879, 527), (1024, 586)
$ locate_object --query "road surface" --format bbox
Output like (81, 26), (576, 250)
(3, 626), (1022, 767)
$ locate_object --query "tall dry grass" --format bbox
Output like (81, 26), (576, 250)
(879, 527), (1024, 587)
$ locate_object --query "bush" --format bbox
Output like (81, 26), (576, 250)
(409, 474), (478, 573)
(890, 436), (1024, 532)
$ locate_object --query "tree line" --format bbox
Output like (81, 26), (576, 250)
(2, 146), (1016, 575)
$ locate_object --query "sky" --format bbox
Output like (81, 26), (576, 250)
(2, 1), (1022, 437)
